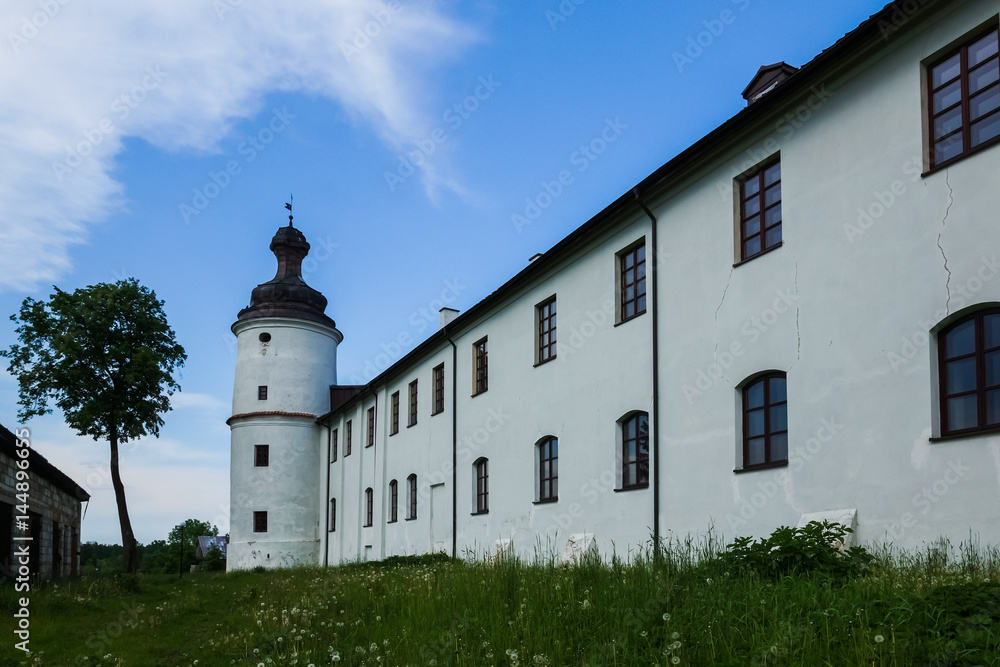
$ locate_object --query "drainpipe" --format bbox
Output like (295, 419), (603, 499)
(446, 335), (458, 558)
(633, 188), (661, 560)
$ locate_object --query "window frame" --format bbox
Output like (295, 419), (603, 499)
(254, 444), (269, 468)
(938, 308), (1000, 437)
(407, 474), (417, 520)
(536, 296), (557, 365)
(740, 372), (789, 471)
(618, 242), (647, 324)
(536, 437), (558, 503)
(433, 363), (445, 415)
(408, 380), (418, 427)
(390, 391), (399, 435)
(474, 458), (489, 514)
(388, 479), (398, 523)
(620, 413), (649, 490)
(366, 406), (375, 448)
(363, 487), (373, 527)
(257, 385), (268, 401)
(345, 420), (352, 457)
(253, 511), (267, 533)
(330, 428), (338, 462)
(737, 158), (782, 263)
(473, 337), (488, 395)
(927, 25), (1000, 170)
(328, 498), (336, 532)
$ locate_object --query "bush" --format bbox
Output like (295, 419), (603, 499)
(719, 520), (873, 579)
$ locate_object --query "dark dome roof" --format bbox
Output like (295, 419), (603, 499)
(236, 225), (336, 328)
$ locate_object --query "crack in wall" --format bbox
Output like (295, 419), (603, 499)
(713, 266), (735, 362)
(938, 169), (954, 315)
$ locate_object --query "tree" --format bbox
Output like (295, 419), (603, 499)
(1, 279), (186, 573)
(167, 518), (216, 574)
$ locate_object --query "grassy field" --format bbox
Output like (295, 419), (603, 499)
(3, 532), (1000, 666)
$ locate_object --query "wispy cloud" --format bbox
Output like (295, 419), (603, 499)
(0, 0), (477, 291)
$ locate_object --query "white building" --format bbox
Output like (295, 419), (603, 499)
(228, 0), (1000, 570)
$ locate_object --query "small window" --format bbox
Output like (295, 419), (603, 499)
(473, 337), (488, 395)
(330, 428), (338, 462)
(939, 308), (1000, 436)
(367, 407), (375, 447)
(253, 511), (267, 533)
(928, 26), (1000, 168)
(433, 364), (445, 415)
(407, 474), (417, 520)
(258, 385), (268, 400)
(254, 444), (269, 467)
(408, 380), (418, 427)
(537, 297), (557, 364)
(389, 480), (398, 523)
(741, 372), (788, 469)
(258, 332), (271, 343)
(364, 488), (373, 527)
(739, 159), (782, 261)
(621, 413), (649, 489)
(475, 458), (489, 514)
(619, 243), (646, 322)
(390, 391), (399, 435)
(537, 437), (558, 502)
(328, 498), (336, 532)
(345, 420), (352, 456)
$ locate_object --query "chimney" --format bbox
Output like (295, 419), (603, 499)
(742, 62), (799, 105)
(439, 307), (459, 329)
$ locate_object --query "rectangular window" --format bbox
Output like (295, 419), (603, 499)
(253, 511), (267, 533)
(254, 444), (269, 467)
(390, 391), (399, 435)
(345, 420), (352, 456)
(474, 337), (488, 395)
(537, 297), (557, 364)
(739, 159), (782, 261)
(408, 380), (418, 427)
(389, 480), (398, 523)
(433, 364), (445, 415)
(928, 27), (1000, 168)
(476, 459), (489, 514)
(257, 385), (268, 400)
(367, 407), (375, 447)
(364, 488), (373, 527)
(329, 498), (336, 532)
(330, 428), (338, 462)
(407, 474), (417, 520)
(619, 243), (647, 322)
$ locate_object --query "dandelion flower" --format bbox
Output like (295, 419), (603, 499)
(672, 632), (680, 640)
(662, 613), (670, 621)
(875, 635), (885, 643)
(672, 658), (681, 665)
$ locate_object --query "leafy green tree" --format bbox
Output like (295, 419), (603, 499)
(138, 539), (170, 573)
(167, 518), (217, 574)
(202, 544), (226, 572)
(1, 279), (186, 573)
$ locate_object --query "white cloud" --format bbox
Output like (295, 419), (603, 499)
(0, 0), (477, 291)
(170, 391), (227, 412)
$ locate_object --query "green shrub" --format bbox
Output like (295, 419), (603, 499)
(720, 520), (873, 579)
(202, 545), (226, 571)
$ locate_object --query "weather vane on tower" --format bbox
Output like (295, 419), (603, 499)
(285, 194), (294, 227)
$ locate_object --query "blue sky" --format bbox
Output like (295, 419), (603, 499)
(0, 0), (891, 545)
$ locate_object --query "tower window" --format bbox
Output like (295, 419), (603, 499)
(258, 385), (268, 400)
(253, 511), (267, 533)
(258, 332), (271, 342)
(254, 444), (269, 467)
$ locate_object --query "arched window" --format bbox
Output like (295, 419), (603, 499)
(742, 372), (788, 468)
(621, 412), (649, 489)
(939, 308), (1000, 435)
(364, 488), (373, 527)
(537, 437), (558, 502)
(407, 474), (418, 520)
(474, 458), (489, 514)
(388, 480), (398, 523)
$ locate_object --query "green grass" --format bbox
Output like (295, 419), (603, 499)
(3, 538), (1000, 666)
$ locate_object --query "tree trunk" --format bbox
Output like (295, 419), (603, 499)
(109, 430), (138, 573)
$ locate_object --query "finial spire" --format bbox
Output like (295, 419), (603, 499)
(285, 194), (294, 227)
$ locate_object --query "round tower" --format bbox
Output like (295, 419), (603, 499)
(228, 222), (341, 570)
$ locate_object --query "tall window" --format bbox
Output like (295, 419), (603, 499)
(474, 338), (488, 395)
(538, 437), (558, 502)
(740, 160), (782, 261)
(407, 474), (417, 519)
(433, 364), (445, 415)
(390, 391), (399, 435)
(928, 27), (1000, 168)
(253, 511), (267, 533)
(939, 309), (1000, 436)
(364, 488), (373, 527)
(619, 243), (646, 322)
(254, 444), (269, 467)
(329, 498), (336, 532)
(258, 385), (268, 400)
(345, 420), (352, 456)
(621, 413), (649, 488)
(367, 407), (375, 447)
(537, 297), (557, 364)
(330, 428), (338, 462)
(408, 380), (418, 427)
(475, 458), (489, 514)
(389, 480), (398, 523)
(742, 372), (788, 468)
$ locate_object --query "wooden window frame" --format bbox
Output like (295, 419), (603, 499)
(254, 444), (269, 467)
(928, 26), (1000, 170)
(253, 511), (267, 533)
(364, 488), (373, 527)
(619, 243), (647, 323)
(257, 385), (268, 400)
(537, 437), (558, 502)
(537, 297), (557, 365)
(621, 413), (649, 489)
(407, 474), (417, 520)
(330, 428), (338, 462)
(938, 308), (1000, 437)
(475, 458), (489, 514)
(366, 406), (375, 448)
(473, 337), (488, 395)
(388, 480), (398, 523)
(408, 380), (418, 427)
(433, 363), (445, 415)
(741, 372), (789, 470)
(738, 159), (782, 262)
(328, 498), (336, 532)
(345, 420), (352, 457)
(390, 391), (399, 435)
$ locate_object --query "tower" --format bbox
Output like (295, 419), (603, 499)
(228, 221), (341, 570)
